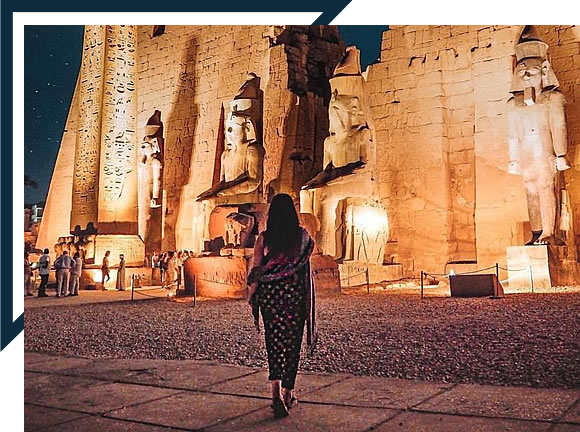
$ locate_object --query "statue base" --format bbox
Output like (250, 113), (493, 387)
(506, 246), (551, 293)
(311, 254), (341, 295)
(507, 244), (580, 291)
(184, 255), (249, 299)
(338, 261), (403, 287)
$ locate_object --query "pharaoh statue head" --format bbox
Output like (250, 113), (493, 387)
(324, 46), (371, 169)
(225, 73), (261, 150)
(510, 26), (559, 104)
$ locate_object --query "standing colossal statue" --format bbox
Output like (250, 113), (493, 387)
(507, 26), (570, 245)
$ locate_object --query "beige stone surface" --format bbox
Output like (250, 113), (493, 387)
(184, 255), (249, 298)
(339, 261), (403, 286)
(506, 245), (551, 292)
(311, 254), (341, 294)
(303, 375), (452, 409)
(374, 412), (552, 432)
(417, 383), (579, 421)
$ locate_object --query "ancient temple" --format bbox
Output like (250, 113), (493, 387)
(37, 25), (580, 293)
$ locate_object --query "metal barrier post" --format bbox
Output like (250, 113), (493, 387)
(420, 270), (424, 299)
(529, 265), (534, 294)
(193, 274), (197, 308)
(366, 267), (370, 294)
(131, 275), (135, 301)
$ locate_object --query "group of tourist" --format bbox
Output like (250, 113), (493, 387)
(147, 250), (193, 289)
(24, 248), (83, 297)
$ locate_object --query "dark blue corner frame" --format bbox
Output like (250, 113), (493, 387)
(0, 1), (352, 350)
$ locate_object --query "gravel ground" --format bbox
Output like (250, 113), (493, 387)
(25, 291), (580, 389)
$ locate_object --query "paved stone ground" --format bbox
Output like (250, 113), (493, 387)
(25, 351), (580, 431)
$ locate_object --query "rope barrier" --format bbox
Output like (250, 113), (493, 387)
(195, 277), (246, 287)
(131, 289), (171, 299)
(339, 270), (368, 283)
(498, 265), (528, 272)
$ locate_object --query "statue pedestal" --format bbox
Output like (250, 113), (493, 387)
(506, 246), (551, 293)
(338, 261), (403, 287)
(546, 245), (580, 287)
(184, 256), (248, 299)
(311, 254), (341, 295)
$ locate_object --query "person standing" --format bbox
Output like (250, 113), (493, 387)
(176, 251), (183, 290)
(37, 248), (50, 297)
(247, 194), (315, 418)
(101, 250), (111, 290)
(151, 251), (160, 283)
(159, 252), (167, 288)
(116, 254), (126, 291)
(55, 250), (72, 297)
(24, 252), (34, 296)
(165, 251), (177, 289)
(68, 252), (83, 296)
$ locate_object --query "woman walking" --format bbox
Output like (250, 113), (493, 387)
(248, 193), (315, 418)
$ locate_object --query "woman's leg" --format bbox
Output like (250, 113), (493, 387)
(281, 316), (306, 394)
(271, 380), (282, 400)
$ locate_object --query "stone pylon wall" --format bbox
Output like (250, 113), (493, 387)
(136, 25), (343, 251)
(366, 25), (580, 275)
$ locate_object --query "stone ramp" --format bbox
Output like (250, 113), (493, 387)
(25, 352), (580, 431)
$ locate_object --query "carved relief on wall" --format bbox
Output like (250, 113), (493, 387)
(336, 198), (388, 265)
(71, 25), (106, 230)
(101, 25), (138, 202)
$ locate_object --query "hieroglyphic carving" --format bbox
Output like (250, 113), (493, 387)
(100, 25), (137, 202)
(71, 25), (105, 231)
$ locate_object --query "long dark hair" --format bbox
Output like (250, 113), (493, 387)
(263, 193), (301, 258)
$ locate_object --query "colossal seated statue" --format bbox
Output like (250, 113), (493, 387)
(303, 46), (372, 189)
(197, 73), (265, 203)
(300, 46), (387, 264)
(507, 26), (570, 246)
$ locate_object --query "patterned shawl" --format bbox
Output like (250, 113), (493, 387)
(248, 228), (317, 353)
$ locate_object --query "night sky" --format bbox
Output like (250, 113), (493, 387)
(24, 25), (388, 205)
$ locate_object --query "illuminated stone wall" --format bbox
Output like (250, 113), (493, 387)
(135, 25), (343, 251)
(40, 25), (343, 257)
(366, 25), (580, 275)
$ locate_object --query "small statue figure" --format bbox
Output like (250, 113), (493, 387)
(197, 73), (265, 202)
(507, 26), (570, 245)
(224, 212), (255, 248)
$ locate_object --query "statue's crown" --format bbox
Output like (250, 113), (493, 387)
(515, 25), (548, 62)
(231, 73), (260, 116)
(333, 46), (362, 77)
(515, 40), (549, 62)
